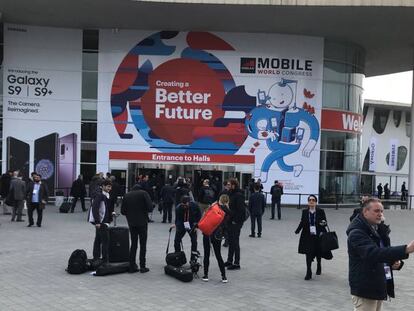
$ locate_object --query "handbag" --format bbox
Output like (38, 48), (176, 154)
(165, 227), (187, 267)
(320, 224), (339, 253)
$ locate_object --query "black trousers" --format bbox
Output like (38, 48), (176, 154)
(174, 228), (198, 260)
(227, 223), (242, 265)
(28, 203), (43, 226)
(162, 202), (173, 223)
(306, 254), (321, 272)
(71, 196), (86, 211)
(271, 200), (281, 219)
(250, 214), (262, 235)
(203, 234), (226, 277)
(129, 225), (148, 268)
(93, 225), (109, 262)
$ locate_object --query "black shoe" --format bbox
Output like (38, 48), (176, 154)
(162, 221), (166, 223)
(140, 267), (150, 273)
(305, 270), (312, 280)
(224, 262), (232, 267)
(128, 265), (139, 273)
(249, 234), (255, 238)
(316, 264), (321, 275)
(27, 224), (33, 227)
(16, 219), (25, 222)
(37, 224), (41, 227)
(148, 219), (154, 223)
(11, 219), (15, 222)
(201, 275), (209, 282)
(227, 264), (240, 270)
(257, 233), (262, 238)
(270, 217), (274, 220)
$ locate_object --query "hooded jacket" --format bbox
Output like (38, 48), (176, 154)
(347, 214), (408, 300)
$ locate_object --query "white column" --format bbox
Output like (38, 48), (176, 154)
(408, 66), (414, 209)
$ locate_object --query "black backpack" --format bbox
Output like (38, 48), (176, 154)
(66, 249), (88, 274)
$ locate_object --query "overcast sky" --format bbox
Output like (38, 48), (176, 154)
(364, 71), (412, 104)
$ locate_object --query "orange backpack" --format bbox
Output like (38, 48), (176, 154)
(198, 202), (226, 236)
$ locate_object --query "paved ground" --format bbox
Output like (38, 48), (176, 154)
(1, 203), (414, 311)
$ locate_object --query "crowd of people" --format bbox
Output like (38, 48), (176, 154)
(2, 170), (414, 309)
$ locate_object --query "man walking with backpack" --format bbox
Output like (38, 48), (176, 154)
(270, 180), (283, 220)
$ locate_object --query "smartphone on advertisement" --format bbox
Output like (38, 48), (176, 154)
(58, 133), (77, 196)
(7, 137), (30, 180)
(34, 133), (59, 194)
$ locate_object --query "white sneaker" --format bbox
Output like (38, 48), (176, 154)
(202, 275), (209, 282)
(222, 277), (228, 283)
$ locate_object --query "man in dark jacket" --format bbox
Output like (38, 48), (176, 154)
(377, 183), (383, 199)
(121, 184), (153, 273)
(248, 183), (266, 238)
(347, 197), (414, 309)
(70, 175), (87, 212)
(225, 178), (246, 270)
(26, 173), (48, 227)
(198, 179), (215, 212)
(270, 180), (283, 220)
(1, 170), (13, 215)
(10, 171), (27, 222)
(88, 179), (112, 263)
(160, 180), (175, 223)
(173, 195), (201, 261)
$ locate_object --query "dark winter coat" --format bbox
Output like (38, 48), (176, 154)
(174, 182), (190, 204)
(248, 192), (266, 216)
(70, 178), (86, 197)
(121, 189), (152, 227)
(89, 192), (111, 225)
(295, 207), (331, 258)
(347, 214), (408, 300)
(0, 173), (11, 197)
(198, 185), (215, 204)
(26, 181), (48, 205)
(160, 184), (176, 204)
(270, 184), (283, 202)
(228, 188), (246, 224)
(175, 201), (201, 231)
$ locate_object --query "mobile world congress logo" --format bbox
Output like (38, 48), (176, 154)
(240, 58), (256, 73)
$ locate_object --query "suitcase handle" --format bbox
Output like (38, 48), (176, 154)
(166, 226), (184, 255)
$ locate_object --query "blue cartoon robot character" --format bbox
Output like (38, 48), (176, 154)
(245, 78), (320, 182)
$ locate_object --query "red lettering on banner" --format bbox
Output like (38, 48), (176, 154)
(321, 109), (363, 134)
(109, 151), (255, 164)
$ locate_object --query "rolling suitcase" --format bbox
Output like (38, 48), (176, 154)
(59, 198), (72, 213)
(108, 214), (130, 263)
(164, 264), (193, 282)
(198, 203), (225, 236)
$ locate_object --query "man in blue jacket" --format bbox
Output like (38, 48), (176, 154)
(347, 197), (414, 310)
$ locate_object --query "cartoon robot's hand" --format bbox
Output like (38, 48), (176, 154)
(293, 165), (303, 177)
(302, 139), (317, 157)
(258, 131), (278, 141)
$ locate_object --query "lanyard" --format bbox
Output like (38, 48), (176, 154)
(308, 211), (316, 226)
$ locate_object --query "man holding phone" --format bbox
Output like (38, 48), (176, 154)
(26, 173), (48, 227)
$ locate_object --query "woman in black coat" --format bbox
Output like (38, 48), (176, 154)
(295, 195), (331, 280)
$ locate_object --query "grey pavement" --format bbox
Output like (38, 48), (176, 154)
(1, 203), (414, 311)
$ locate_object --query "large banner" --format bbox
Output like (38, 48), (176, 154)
(2, 24), (82, 194)
(97, 31), (324, 201)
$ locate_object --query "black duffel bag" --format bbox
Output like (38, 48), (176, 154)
(164, 265), (193, 282)
(94, 262), (130, 276)
(320, 225), (339, 253)
(165, 227), (187, 267)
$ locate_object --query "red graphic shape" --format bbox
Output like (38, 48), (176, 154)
(114, 108), (128, 134)
(112, 55), (139, 94)
(187, 32), (235, 51)
(304, 88), (315, 99)
(192, 123), (247, 147)
(140, 58), (225, 145)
